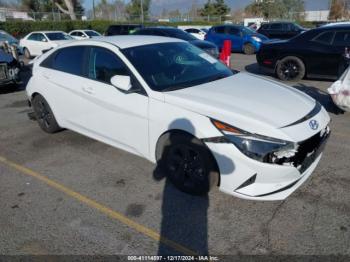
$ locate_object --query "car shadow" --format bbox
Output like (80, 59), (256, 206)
(293, 83), (344, 115)
(153, 119), (235, 255)
(244, 62), (274, 77)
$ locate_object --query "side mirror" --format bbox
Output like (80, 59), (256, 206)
(111, 75), (132, 92)
(42, 38), (47, 42)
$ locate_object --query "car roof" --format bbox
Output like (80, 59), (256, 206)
(141, 27), (178, 30)
(30, 31), (65, 34)
(262, 21), (294, 24)
(213, 24), (242, 28)
(108, 24), (141, 27)
(85, 35), (183, 49)
(70, 29), (96, 32)
(321, 24), (350, 29)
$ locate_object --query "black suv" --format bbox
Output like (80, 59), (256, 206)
(105, 24), (143, 36)
(257, 22), (306, 39)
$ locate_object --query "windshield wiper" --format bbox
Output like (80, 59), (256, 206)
(161, 85), (189, 92)
(161, 74), (229, 92)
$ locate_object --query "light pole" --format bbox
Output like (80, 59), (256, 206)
(140, 0), (144, 23)
(93, 0), (96, 20)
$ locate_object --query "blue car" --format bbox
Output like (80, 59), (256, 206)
(0, 30), (23, 54)
(205, 25), (269, 55)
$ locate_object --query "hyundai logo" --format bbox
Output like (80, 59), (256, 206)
(309, 120), (319, 130)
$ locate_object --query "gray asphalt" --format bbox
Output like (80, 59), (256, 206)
(0, 54), (349, 257)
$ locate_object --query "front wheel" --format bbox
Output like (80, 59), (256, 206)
(276, 56), (305, 81)
(158, 133), (219, 195)
(24, 48), (31, 59)
(243, 43), (255, 55)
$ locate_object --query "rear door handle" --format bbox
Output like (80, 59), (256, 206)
(82, 86), (94, 95)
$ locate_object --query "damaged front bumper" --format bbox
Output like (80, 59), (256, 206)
(204, 122), (330, 201)
(0, 62), (21, 86)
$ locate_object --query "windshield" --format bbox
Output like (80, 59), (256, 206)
(241, 27), (256, 35)
(85, 30), (100, 37)
(45, 32), (73, 41)
(165, 29), (197, 41)
(0, 32), (17, 43)
(122, 42), (233, 92)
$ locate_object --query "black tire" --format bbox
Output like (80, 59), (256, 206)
(157, 133), (219, 195)
(243, 43), (255, 55)
(24, 48), (31, 59)
(32, 94), (61, 133)
(276, 56), (305, 81)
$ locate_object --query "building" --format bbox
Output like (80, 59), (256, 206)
(303, 10), (330, 22)
(0, 8), (34, 22)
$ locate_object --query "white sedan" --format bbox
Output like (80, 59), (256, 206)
(19, 31), (73, 58)
(26, 36), (331, 200)
(184, 28), (207, 40)
(68, 29), (101, 40)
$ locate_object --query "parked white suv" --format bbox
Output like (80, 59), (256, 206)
(26, 36), (331, 200)
(20, 31), (73, 58)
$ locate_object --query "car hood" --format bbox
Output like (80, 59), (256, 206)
(163, 72), (315, 134)
(190, 39), (217, 49)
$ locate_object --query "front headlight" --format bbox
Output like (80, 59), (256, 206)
(212, 119), (297, 163)
(251, 36), (262, 42)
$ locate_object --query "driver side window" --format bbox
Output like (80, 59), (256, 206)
(88, 47), (129, 84)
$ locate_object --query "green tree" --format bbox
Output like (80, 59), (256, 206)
(126, 0), (151, 21)
(212, 0), (230, 16)
(199, 0), (230, 17)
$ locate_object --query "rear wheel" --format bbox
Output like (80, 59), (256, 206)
(32, 94), (61, 133)
(24, 48), (31, 59)
(276, 56), (305, 81)
(243, 43), (255, 55)
(157, 133), (218, 195)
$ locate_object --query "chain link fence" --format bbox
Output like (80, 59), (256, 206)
(0, 8), (231, 23)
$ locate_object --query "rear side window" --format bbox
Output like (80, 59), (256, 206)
(28, 33), (46, 41)
(283, 23), (292, 31)
(333, 31), (350, 46)
(41, 46), (86, 76)
(260, 24), (269, 30)
(87, 47), (129, 84)
(27, 33), (38, 41)
(214, 26), (225, 34)
(108, 26), (121, 35)
(312, 31), (335, 45)
(227, 27), (240, 36)
(270, 23), (282, 30)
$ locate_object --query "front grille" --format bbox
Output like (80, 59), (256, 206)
(0, 63), (8, 80)
(274, 127), (330, 173)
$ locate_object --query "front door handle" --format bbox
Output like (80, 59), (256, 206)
(82, 86), (94, 95)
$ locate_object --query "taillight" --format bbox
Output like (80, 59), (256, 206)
(263, 59), (273, 65)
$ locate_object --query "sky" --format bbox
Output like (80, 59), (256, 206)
(83, 0), (330, 14)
